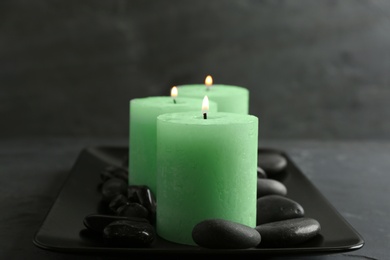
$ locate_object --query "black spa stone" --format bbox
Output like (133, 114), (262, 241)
(108, 194), (129, 213)
(101, 178), (128, 202)
(83, 214), (149, 233)
(257, 178), (287, 198)
(255, 217), (321, 247)
(128, 185), (157, 224)
(100, 165), (128, 183)
(258, 151), (288, 178)
(103, 220), (155, 247)
(257, 166), (268, 179)
(127, 186), (140, 203)
(128, 185), (156, 212)
(192, 218), (261, 249)
(117, 202), (149, 219)
(257, 195), (305, 225)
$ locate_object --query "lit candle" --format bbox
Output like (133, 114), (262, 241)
(205, 75), (213, 91)
(177, 75), (249, 114)
(129, 90), (218, 196)
(156, 98), (258, 245)
(202, 95), (209, 119)
(171, 86), (178, 104)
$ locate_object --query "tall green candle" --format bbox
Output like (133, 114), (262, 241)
(156, 111), (258, 245)
(129, 95), (217, 196)
(177, 75), (249, 114)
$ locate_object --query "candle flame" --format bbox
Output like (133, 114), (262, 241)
(171, 86), (178, 98)
(205, 75), (213, 86)
(202, 95), (209, 113)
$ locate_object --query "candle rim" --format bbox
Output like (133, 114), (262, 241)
(130, 96), (218, 108)
(176, 84), (249, 96)
(157, 111), (258, 126)
(177, 84), (248, 89)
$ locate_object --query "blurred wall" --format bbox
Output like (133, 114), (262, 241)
(1, 0), (390, 140)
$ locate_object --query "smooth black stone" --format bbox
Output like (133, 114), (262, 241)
(129, 185), (156, 221)
(128, 185), (156, 210)
(257, 178), (287, 198)
(117, 202), (149, 219)
(108, 194), (129, 213)
(258, 151), (288, 178)
(103, 220), (155, 247)
(83, 214), (149, 233)
(257, 166), (268, 179)
(128, 185), (157, 224)
(127, 186), (139, 203)
(100, 166), (128, 183)
(192, 218), (261, 249)
(255, 217), (321, 247)
(101, 178), (128, 202)
(257, 195), (305, 225)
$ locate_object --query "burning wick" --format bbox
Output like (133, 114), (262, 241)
(171, 86), (178, 104)
(205, 75), (213, 91)
(202, 95), (209, 120)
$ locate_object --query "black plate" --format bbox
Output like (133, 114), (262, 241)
(33, 146), (364, 256)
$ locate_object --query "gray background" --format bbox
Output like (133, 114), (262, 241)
(1, 0), (390, 140)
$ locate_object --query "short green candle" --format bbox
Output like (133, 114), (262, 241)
(129, 96), (217, 196)
(156, 111), (258, 245)
(177, 83), (249, 114)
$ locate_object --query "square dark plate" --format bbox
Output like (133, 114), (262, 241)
(33, 146), (364, 256)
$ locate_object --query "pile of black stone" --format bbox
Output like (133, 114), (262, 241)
(83, 150), (321, 249)
(84, 166), (157, 247)
(255, 150), (321, 248)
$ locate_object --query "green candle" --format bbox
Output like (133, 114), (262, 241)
(177, 75), (249, 114)
(156, 111), (258, 245)
(129, 95), (217, 196)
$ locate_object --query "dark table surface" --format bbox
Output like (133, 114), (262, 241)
(1, 137), (388, 260)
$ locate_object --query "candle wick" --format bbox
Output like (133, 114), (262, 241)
(173, 99), (176, 104)
(203, 113), (207, 119)
(206, 87), (210, 91)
